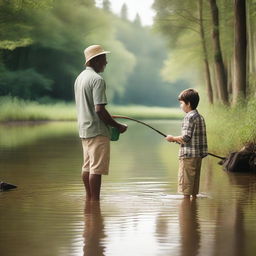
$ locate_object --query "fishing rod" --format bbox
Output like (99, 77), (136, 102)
(112, 115), (166, 137)
(112, 115), (225, 160)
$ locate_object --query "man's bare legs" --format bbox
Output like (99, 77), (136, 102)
(89, 174), (102, 201)
(82, 171), (102, 201)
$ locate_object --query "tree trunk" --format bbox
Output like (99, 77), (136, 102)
(198, 0), (213, 104)
(233, 0), (247, 104)
(227, 58), (233, 95)
(209, 0), (228, 104)
(246, 0), (256, 93)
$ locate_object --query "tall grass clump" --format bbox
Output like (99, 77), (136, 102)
(0, 97), (76, 122)
(204, 97), (256, 154)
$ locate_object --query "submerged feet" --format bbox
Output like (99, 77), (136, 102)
(184, 194), (197, 200)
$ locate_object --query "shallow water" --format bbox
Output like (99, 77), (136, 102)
(1, 120), (256, 256)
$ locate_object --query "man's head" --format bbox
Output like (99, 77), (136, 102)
(84, 45), (110, 73)
(178, 88), (200, 112)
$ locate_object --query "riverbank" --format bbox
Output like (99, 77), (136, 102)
(0, 97), (182, 122)
(204, 98), (256, 153)
(1, 97), (255, 154)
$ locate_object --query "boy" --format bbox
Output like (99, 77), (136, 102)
(166, 88), (207, 199)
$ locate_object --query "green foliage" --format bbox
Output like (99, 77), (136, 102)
(120, 3), (128, 20)
(0, 0), (53, 50)
(102, 0), (111, 12)
(160, 31), (202, 84)
(152, 0), (235, 94)
(103, 39), (136, 99)
(0, 0), (135, 102)
(0, 68), (53, 99)
(204, 97), (256, 153)
(113, 18), (189, 107)
(0, 39), (33, 51)
(153, 0), (199, 47)
(153, 0), (207, 93)
(0, 0), (189, 107)
(133, 14), (142, 27)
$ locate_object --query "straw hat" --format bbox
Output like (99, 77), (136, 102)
(84, 45), (110, 64)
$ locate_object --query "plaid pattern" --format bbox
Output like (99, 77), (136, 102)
(179, 110), (208, 158)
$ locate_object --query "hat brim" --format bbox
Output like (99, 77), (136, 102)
(85, 51), (110, 64)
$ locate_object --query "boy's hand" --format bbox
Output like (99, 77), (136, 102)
(166, 135), (176, 142)
(166, 135), (185, 144)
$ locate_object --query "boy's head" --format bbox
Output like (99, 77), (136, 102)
(178, 88), (199, 112)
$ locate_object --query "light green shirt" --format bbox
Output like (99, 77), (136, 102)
(74, 67), (110, 138)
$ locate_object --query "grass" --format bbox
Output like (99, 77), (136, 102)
(203, 97), (256, 154)
(0, 97), (182, 122)
(0, 97), (76, 122)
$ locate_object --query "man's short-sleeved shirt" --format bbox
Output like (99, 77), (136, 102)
(179, 110), (208, 158)
(74, 67), (110, 139)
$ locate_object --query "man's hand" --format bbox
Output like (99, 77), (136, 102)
(118, 123), (128, 133)
(96, 104), (128, 133)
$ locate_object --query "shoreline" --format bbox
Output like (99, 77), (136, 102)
(0, 98), (183, 123)
(0, 116), (182, 126)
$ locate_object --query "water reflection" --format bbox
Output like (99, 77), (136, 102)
(179, 199), (200, 256)
(0, 121), (76, 148)
(207, 172), (256, 256)
(84, 201), (105, 256)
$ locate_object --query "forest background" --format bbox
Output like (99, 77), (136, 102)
(0, 0), (256, 151)
(0, 0), (189, 107)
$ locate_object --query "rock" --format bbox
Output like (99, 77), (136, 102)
(0, 182), (17, 191)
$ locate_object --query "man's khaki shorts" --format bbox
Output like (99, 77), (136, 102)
(81, 135), (110, 175)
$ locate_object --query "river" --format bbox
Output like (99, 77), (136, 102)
(0, 120), (256, 256)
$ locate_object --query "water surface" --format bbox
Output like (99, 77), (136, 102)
(1, 120), (256, 256)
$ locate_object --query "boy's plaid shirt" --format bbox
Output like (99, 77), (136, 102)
(179, 110), (208, 158)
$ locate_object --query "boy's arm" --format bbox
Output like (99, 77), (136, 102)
(166, 116), (194, 144)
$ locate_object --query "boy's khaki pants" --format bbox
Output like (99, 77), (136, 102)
(178, 157), (202, 195)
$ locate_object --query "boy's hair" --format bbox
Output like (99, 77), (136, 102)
(178, 88), (200, 110)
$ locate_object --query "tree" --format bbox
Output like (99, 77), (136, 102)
(0, 0), (53, 50)
(120, 3), (128, 20)
(133, 13), (142, 27)
(153, 0), (214, 102)
(233, 0), (247, 104)
(0, 0), (135, 101)
(113, 18), (189, 107)
(208, 0), (228, 104)
(247, 0), (256, 78)
(198, 0), (213, 104)
(102, 0), (111, 12)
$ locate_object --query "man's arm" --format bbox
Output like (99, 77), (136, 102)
(95, 104), (127, 133)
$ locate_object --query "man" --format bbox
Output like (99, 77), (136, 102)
(74, 45), (127, 201)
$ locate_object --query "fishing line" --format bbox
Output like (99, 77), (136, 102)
(112, 115), (225, 160)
